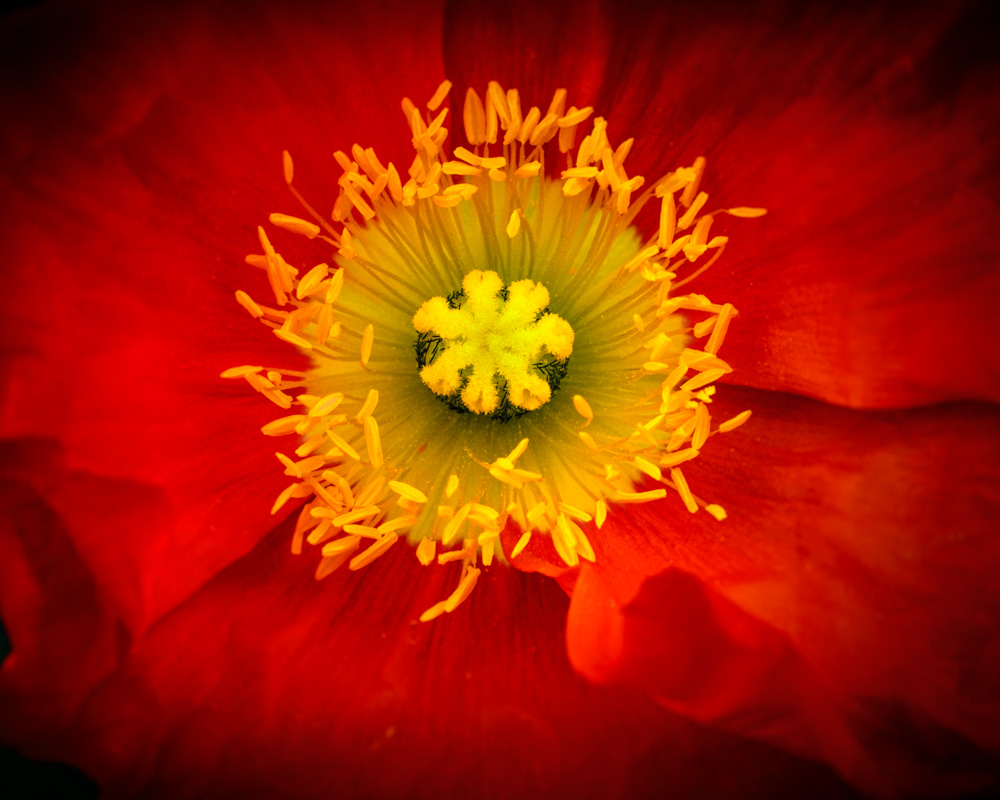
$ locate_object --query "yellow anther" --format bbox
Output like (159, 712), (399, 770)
(621, 245), (659, 273)
(681, 369), (726, 392)
(433, 194), (462, 208)
(573, 522), (596, 562)
(514, 161), (541, 178)
(658, 191), (676, 249)
(349, 532), (398, 571)
(558, 503), (593, 523)
(443, 566), (480, 612)
(634, 456), (663, 482)
(221, 364), (263, 379)
(442, 160), (482, 176)
(678, 191), (709, 231)
(442, 183), (478, 200)
(562, 166), (599, 180)
(694, 317), (717, 338)
(332, 505), (380, 527)
(489, 467), (523, 489)
(681, 156), (706, 207)
(573, 395), (593, 426)
(510, 530), (532, 559)
(274, 328), (312, 350)
(506, 438), (529, 462)
(270, 483), (299, 515)
(659, 447), (700, 468)
(261, 415), (306, 436)
(557, 105), (593, 127)
(517, 107), (541, 143)
(526, 501), (549, 525)
(509, 468), (542, 483)
(595, 500), (607, 529)
(416, 537), (437, 566)
(234, 291), (264, 318)
(355, 389), (379, 424)
(389, 480), (428, 504)
(615, 489), (668, 503)
(705, 303), (735, 355)
(442, 503), (472, 546)
(670, 467), (698, 513)
(719, 409), (752, 433)
(310, 392), (345, 418)
(376, 516), (416, 535)
(364, 416), (383, 468)
(464, 88), (486, 144)
(360, 323), (374, 366)
(452, 146), (481, 166)
(552, 515), (580, 567)
(322, 536), (361, 558)
(506, 209), (521, 239)
(325, 268), (345, 305)
(327, 431), (359, 461)
(343, 524), (381, 539)
(296, 263), (329, 300)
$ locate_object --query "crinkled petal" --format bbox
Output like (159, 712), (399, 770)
(1, 512), (862, 799)
(0, 0), (446, 632)
(566, 385), (1000, 794)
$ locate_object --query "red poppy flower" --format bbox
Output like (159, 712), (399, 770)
(2, 1), (998, 798)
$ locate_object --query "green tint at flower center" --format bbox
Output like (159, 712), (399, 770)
(413, 270), (574, 421)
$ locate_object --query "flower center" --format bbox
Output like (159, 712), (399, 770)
(225, 79), (765, 622)
(413, 270), (574, 419)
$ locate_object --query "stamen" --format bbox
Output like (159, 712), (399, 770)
(269, 213), (321, 239)
(670, 467), (699, 514)
(573, 394), (594, 426)
(360, 324), (374, 366)
(364, 416), (383, 469)
(349, 532), (399, 571)
(233, 79), (764, 621)
(719, 409), (753, 432)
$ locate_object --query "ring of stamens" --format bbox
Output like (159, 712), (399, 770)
(226, 78), (765, 622)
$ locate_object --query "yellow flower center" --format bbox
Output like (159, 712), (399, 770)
(224, 79), (765, 622)
(414, 270), (574, 417)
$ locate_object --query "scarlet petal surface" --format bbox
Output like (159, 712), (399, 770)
(606, 2), (1000, 408)
(0, 0), (445, 632)
(1, 514), (863, 800)
(568, 385), (1000, 795)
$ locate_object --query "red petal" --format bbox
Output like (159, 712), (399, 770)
(567, 565), (903, 794)
(0, 1), (446, 631)
(1, 511), (862, 799)
(443, 0), (612, 112)
(568, 385), (1000, 794)
(597, 2), (1000, 407)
